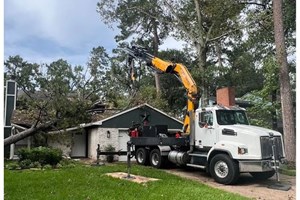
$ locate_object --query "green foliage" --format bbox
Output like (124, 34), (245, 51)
(59, 158), (78, 166)
(97, 0), (170, 45)
(241, 56), (280, 129)
(6, 162), (20, 170)
(30, 161), (42, 169)
(17, 147), (63, 167)
(279, 164), (296, 176)
(104, 144), (116, 152)
(19, 159), (32, 169)
(55, 163), (62, 169)
(4, 48), (110, 134)
(58, 159), (78, 169)
(43, 164), (53, 170)
(104, 144), (116, 163)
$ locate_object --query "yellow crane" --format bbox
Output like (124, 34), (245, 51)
(125, 45), (199, 135)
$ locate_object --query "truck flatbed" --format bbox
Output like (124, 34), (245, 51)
(130, 137), (188, 146)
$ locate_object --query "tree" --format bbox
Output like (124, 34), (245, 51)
(158, 49), (195, 116)
(97, 0), (245, 105)
(273, 0), (295, 164)
(97, 0), (171, 95)
(241, 56), (280, 129)
(4, 48), (110, 146)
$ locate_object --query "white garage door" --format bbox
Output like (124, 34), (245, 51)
(118, 130), (136, 162)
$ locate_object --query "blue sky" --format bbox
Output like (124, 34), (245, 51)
(4, 0), (184, 66)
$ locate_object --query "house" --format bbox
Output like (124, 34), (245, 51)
(46, 103), (183, 161)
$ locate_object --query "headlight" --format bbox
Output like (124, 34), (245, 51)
(238, 147), (248, 154)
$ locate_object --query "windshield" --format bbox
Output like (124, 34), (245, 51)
(216, 110), (249, 125)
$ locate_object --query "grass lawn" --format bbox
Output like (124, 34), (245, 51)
(4, 162), (249, 200)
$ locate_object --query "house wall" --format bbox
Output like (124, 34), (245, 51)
(47, 133), (73, 158)
(88, 128), (119, 160)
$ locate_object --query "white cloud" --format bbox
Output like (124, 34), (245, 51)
(4, 0), (118, 65)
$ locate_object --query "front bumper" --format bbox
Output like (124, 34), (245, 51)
(239, 159), (282, 172)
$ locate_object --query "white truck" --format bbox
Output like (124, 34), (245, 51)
(125, 46), (286, 185)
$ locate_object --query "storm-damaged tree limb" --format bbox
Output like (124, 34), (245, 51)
(4, 49), (110, 148)
(4, 119), (58, 146)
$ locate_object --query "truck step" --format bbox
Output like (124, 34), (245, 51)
(188, 152), (208, 157)
(186, 163), (206, 169)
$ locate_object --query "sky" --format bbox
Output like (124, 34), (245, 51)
(4, 0), (184, 66)
(4, 0), (118, 66)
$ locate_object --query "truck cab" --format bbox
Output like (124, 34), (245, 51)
(192, 105), (285, 184)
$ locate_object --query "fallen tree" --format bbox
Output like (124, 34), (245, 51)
(4, 120), (58, 146)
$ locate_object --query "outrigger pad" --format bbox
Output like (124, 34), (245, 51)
(267, 182), (291, 191)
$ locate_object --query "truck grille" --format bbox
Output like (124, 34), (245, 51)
(260, 136), (284, 160)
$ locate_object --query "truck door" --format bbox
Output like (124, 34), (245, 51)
(195, 111), (217, 149)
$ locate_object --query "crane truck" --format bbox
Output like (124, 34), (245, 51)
(125, 45), (286, 185)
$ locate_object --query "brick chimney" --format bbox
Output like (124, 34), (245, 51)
(216, 87), (235, 107)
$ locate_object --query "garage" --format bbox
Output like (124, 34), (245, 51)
(82, 103), (183, 161)
(118, 129), (135, 162)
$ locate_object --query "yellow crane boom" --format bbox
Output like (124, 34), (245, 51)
(125, 46), (199, 134)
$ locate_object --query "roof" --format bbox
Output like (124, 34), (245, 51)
(11, 110), (38, 128)
(81, 103), (183, 129)
(48, 103), (183, 134)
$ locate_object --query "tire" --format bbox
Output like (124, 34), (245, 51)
(135, 148), (149, 166)
(209, 154), (239, 185)
(250, 170), (275, 180)
(149, 149), (166, 168)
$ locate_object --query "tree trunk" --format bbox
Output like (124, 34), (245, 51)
(4, 121), (57, 146)
(152, 18), (161, 96)
(197, 43), (208, 106)
(273, 0), (295, 163)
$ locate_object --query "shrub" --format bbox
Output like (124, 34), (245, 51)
(43, 164), (52, 170)
(59, 159), (77, 167)
(55, 163), (62, 169)
(104, 145), (116, 163)
(17, 147), (63, 167)
(30, 161), (42, 168)
(17, 148), (31, 161)
(19, 159), (32, 169)
(6, 163), (20, 170)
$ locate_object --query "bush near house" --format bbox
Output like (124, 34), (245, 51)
(17, 146), (63, 167)
(104, 144), (116, 163)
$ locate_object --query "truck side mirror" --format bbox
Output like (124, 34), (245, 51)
(199, 122), (206, 128)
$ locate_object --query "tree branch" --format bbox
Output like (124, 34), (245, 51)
(4, 119), (59, 146)
(162, 0), (197, 43)
(194, 0), (205, 46)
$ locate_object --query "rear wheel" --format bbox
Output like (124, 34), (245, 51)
(149, 149), (166, 168)
(135, 148), (148, 166)
(250, 171), (275, 180)
(209, 154), (239, 185)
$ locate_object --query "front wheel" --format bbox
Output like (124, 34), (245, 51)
(250, 171), (275, 180)
(209, 154), (239, 185)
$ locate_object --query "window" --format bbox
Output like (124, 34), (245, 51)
(216, 110), (249, 125)
(199, 111), (213, 127)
